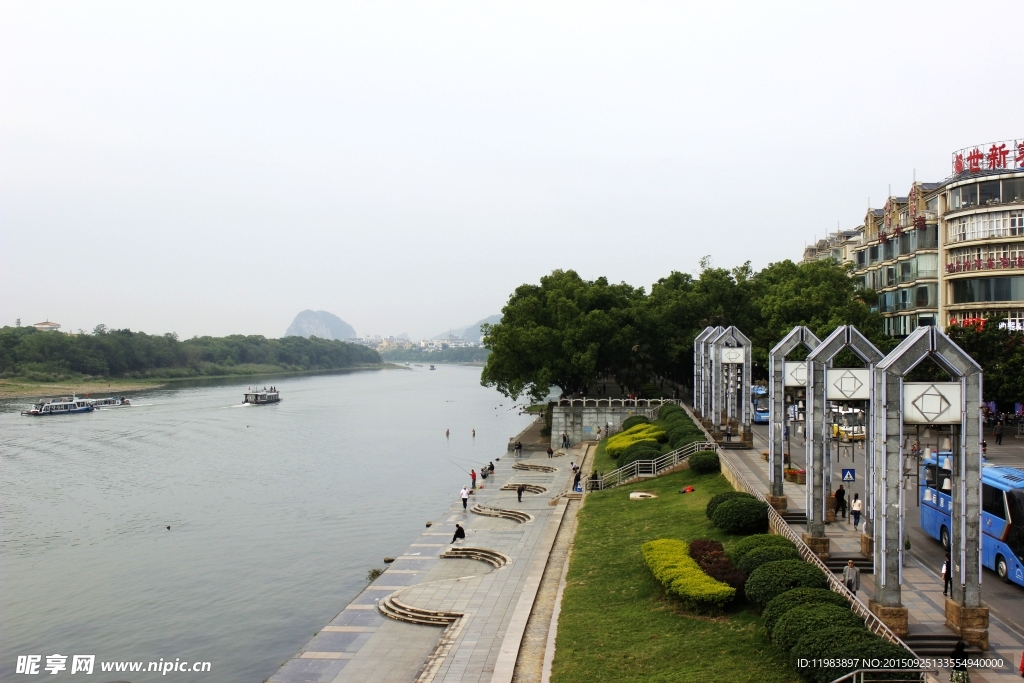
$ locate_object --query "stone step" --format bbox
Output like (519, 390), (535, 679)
(904, 632), (983, 657)
(378, 597), (458, 626)
(824, 556), (874, 573)
(783, 511), (808, 524)
(440, 546), (510, 568)
(470, 503), (533, 524)
(512, 462), (558, 473)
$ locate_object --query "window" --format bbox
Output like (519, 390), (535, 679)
(857, 250), (866, 266)
(899, 259), (916, 283)
(1011, 210), (1024, 236)
(886, 266), (897, 287)
(869, 245), (879, 263)
(883, 240), (896, 260)
(962, 184), (978, 208)
(1004, 178), (1024, 203)
(900, 231), (915, 255)
(950, 187), (961, 210)
(918, 253), (938, 278)
(915, 283), (937, 308)
(951, 277), (1024, 303)
(980, 181), (1000, 205)
(926, 196), (939, 213)
(982, 484), (1007, 520)
(920, 224), (938, 248)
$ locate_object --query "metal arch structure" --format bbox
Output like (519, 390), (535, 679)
(768, 326), (819, 501)
(709, 326), (752, 441)
(693, 327), (717, 420)
(870, 326), (984, 644)
(804, 326), (883, 542)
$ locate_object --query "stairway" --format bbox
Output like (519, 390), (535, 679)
(440, 546), (510, 568)
(718, 441), (748, 450)
(903, 631), (983, 657)
(470, 503), (533, 524)
(501, 482), (547, 494)
(512, 462), (558, 473)
(378, 594), (461, 626)
(782, 510), (808, 525)
(824, 554), (874, 573)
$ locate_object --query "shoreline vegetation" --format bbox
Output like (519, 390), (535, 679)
(0, 325), (382, 399)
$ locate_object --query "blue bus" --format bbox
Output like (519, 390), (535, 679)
(751, 386), (769, 424)
(920, 455), (1024, 588)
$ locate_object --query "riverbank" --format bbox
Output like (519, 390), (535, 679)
(0, 364), (387, 399)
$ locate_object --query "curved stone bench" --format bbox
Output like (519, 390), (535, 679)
(378, 594), (462, 626)
(470, 503), (534, 524)
(512, 462), (557, 473)
(500, 483), (547, 494)
(440, 546), (511, 568)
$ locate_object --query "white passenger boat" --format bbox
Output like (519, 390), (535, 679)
(244, 387), (281, 405)
(91, 396), (132, 408)
(22, 396), (95, 416)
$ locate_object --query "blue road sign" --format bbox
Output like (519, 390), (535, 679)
(841, 469), (856, 482)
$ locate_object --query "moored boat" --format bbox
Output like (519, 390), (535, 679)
(22, 396), (95, 416)
(244, 387), (281, 405)
(91, 396), (132, 408)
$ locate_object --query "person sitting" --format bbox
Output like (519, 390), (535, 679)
(451, 523), (466, 544)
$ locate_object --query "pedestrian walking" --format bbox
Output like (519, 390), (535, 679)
(470, 469), (477, 489)
(842, 559), (860, 595)
(950, 640), (970, 683)
(451, 523), (466, 544)
(461, 486), (469, 510)
(995, 421), (1004, 445)
(517, 484), (525, 502)
(547, 445), (553, 458)
(835, 485), (847, 519)
(942, 553), (953, 596)
(516, 441), (522, 458)
(1018, 650), (1023, 678)
(851, 493), (862, 530)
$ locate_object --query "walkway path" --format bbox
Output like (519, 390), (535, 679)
(724, 429), (1024, 683)
(268, 444), (589, 683)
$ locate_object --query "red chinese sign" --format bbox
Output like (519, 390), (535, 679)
(953, 139), (1024, 174)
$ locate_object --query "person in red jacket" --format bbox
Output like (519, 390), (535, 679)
(470, 469), (477, 489)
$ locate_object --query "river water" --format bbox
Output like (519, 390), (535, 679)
(0, 365), (532, 682)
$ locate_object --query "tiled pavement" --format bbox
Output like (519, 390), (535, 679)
(724, 431), (1024, 683)
(268, 445), (584, 683)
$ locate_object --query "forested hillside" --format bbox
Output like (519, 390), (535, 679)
(0, 326), (381, 381)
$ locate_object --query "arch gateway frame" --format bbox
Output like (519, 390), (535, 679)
(709, 326), (752, 445)
(768, 326), (819, 511)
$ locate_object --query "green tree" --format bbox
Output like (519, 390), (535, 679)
(946, 319), (1024, 407)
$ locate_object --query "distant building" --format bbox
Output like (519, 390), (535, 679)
(33, 320), (61, 332)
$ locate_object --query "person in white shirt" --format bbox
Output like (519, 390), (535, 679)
(850, 493), (863, 530)
(460, 486), (469, 510)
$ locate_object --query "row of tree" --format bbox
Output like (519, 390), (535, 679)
(480, 260), (1024, 407)
(0, 325), (381, 380)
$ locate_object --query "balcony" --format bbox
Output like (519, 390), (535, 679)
(946, 255), (1024, 274)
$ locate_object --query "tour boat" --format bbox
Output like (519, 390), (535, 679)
(244, 388), (281, 405)
(429, 365), (436, 370)
(22, 396), (95, 416)
(91, 397), (131, 408)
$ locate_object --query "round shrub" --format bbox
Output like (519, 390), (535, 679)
(730, 533), (796, 566)
(761, 587), (850, 634)
(621, 415), (650, 431)
(736, 544), (801, 574)
(658, 403), (683, 419)
(688, 451), (720, 474)
(705, 491), (755, 520)
(745, 559), (829, 608)
(772, 603), (864, 656)
(710, 497), (769, 534)
(792, 627), (913, 683)
(617, 442), (662, 468)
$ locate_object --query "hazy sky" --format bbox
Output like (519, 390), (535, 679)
(3, 2), (1022, 340)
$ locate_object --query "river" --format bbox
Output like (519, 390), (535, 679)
(0, 365), (533, 681)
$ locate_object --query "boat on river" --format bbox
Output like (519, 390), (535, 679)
(91, 396), (132, 408)
(429, 365), (436, 370)
(244, 387), (281, 405)
(22, 396), (95, 416)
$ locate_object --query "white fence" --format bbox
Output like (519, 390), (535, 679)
(587, 440), (716, 491)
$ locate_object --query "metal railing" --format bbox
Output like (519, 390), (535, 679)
(554, 398), (681, 408)
(678, 403), (916, 655)
(586, 440), (716, 491)
(828, 669), (935, 683)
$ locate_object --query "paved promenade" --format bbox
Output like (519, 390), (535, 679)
(268, 445), (586, 683)
(726, 430), (1024, 683)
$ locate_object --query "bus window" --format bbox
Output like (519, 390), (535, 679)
(982, 484), (1007, 519)
(1007, 490), (1024, 563)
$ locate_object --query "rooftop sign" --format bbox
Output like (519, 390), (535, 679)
(952, 140), (1024, 175)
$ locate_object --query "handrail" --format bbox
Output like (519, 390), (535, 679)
(678, 403), (916, 655)
(554, 398), (682, 408)
(586, 440), (716, 491)
(828, 668), (936, 683)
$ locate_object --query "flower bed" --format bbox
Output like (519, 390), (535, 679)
(641, 538), (736, 614)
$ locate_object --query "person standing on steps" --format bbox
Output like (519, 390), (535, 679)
(451, 523), (466, 544)
(843, 559), (860, 595)
(950, 640), (970, 683)
(851, 493), (862, 530)
(835, 485), (847, 520)
(517, 484), (525, 502)
(470, 469), (477, 490)
(460, 486), (469, 511)
(942, 552), (953, 596)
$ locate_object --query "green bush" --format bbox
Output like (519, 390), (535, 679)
(729, 533), (796, 566)
(641, 539), (736, 614)
(745, 560), (829, 608)
(617, 441), (663, 468)
(792, 627), (915, 683)
(658, 403), (683, 419)
(736, 544), (801, 574)
(688, 451), (720, 474)
(621, 415), (650, 431)
(705, 491), (755, 520)
(772, 603), (864, 656)
(606, 423), (666, 457)
(711, 497), (769, 534)
(761, 587), (850, 634)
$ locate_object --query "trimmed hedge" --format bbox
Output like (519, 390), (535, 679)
(617, 441), (663, 468)
(761, 587), (850, 634)
(641, 539), (736, 614)
(736, 544), (801, 574)
(729, 533), (796, 566)
(658, 403), (683, 419)
(705, 491), (755, 520)
(745, 560), (829, 608)
(621, 415), (650, 431)
(772, 603), (864, 656)
(688, 451), (720, 474)
(688, 539), (747, 594)
(792, 627), (916, 683)
(606, 423), (666, 458)
(710, 497), (769, 534)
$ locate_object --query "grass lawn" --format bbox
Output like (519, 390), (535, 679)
(550, 468), (796, 683)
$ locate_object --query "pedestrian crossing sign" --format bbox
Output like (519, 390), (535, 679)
(841, 469), (856, 482)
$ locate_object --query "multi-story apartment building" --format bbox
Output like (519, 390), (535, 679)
(801, 139), (1024, 336)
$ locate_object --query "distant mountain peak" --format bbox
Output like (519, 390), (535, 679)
(433, 314), (501, 343)
(285, 310), (356, 341)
